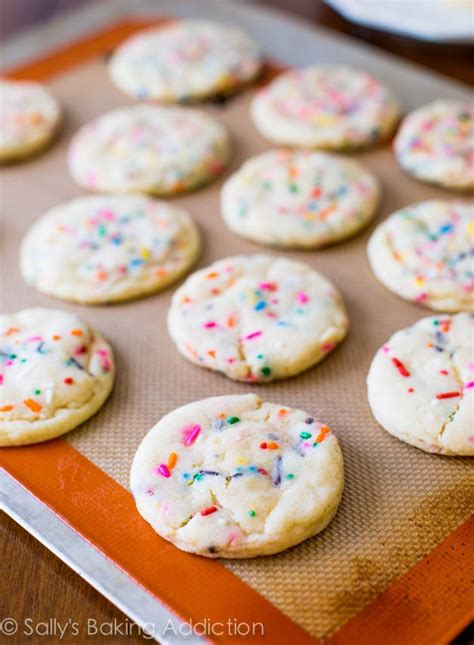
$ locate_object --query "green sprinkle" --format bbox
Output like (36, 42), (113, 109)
(286, 473), (294, 480)
(9, 354), (17, 359)
(261, 366), (272, 377)
(194, 473), (203, 481)
(34, 389), (41, 395)
(248, 510), (256, 517)
(300, 431), (311, 440)
(289, 183), (298, 193)
(256, 354), (264, 360)
(313, 442), (319, 447)
(227, 416), (240, 425)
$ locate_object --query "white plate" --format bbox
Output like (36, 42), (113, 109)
(327, 0), (474, 43)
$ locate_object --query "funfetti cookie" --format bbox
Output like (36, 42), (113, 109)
(130, 394), (344, 558)
(0, 79), (61, 162)
(109, 20), (262, 102)
(221, 149), (380, 248)
(20, 195), (200, 304)
(367, 313), (474, 456)
(251, 65), (400, 150)
(0, 309), (114, 446)
(67, 105), (231, 195)
(394, 100), (474, 191)
(167, 255), (348, 382)
(368, 200), (474, 312)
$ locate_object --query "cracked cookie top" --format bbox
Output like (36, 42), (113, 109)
(221, 149), (380, 248)
(130, 394), (344, 557)
(20, 195), (200, 304)
(109, 20), (262, 102)
(0, 308), (114, 446)
(367, 312), (474, 456)
(167, 254), (348, 382)
(368, 200), (474, 312)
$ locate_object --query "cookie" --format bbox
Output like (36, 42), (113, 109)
(394, 100), (474, 191)
(0, 79), (61, 162)
(167, 255), (348, 382)
(251, 65), (400, 150)
(221, 149), (380, 248)
(0, 308), (114, 446)
(367, 313), (473, 456)
(109, 20), (262, 102)
(368, 200), (473, 312)
(130, 393), (344, 557)
(20, 195), (200, 304)
(67, 105), (230, 195)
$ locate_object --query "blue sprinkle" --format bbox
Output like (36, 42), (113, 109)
(439, 223), (454, 235)
(255, 300), (266, 311)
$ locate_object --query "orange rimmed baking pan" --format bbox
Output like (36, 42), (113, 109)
(1, 1), (473, 643)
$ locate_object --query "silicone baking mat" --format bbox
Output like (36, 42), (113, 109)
(1, 5), (473, 644)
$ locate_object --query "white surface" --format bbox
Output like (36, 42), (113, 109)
(327, 0), (474, 43)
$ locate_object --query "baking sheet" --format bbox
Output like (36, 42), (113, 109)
(1, 19), (473, 642)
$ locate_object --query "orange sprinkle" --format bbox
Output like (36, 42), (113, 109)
(207, 350), (217, 358)
(167, 452), (178, 469)
(70, 329), (83, 336)
(218, 412), (226, 419)
(0, 405), (14, 412)
(278, 408), (288, 417)
(5, 327), (20, 336)
(206, 271), (219, 279)
(315, 426), (331, 443)
(155, 268), (167, 278)
(227, 315), (236, 328)
(52, 334), (62, 341)
(267, 442), (279, 450)
(96, 270), (107, 282)
(182, 296), (191, 305)
(24, 398), (42, 413)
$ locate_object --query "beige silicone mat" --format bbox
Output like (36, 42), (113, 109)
(1, 59), (473, 639)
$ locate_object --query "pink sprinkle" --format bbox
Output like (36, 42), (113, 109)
(5, 360), (13, 366)
(26, 335), (42, 343)
(227, 529), (243, 545)
(258, 282), (277, 292)
(415, 292), (428, 302)
(182, 424), (201, 446)
(297, 291), (309, 304)
(156, 464), (171, 478)
(98, 208), (115, 221)
(203, 322), (217, 329)
(242, 331), (262, 341)
(322, 342), (335, 352)
(0, 375), (3, 385)
(469, 436), (474, 444)
(464, 381), (474, 389)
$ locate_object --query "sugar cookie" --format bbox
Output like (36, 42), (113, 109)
(167, 255), (348, 382)
(221, 149), (380, 247)
(368, 200), (474, 312)
(130, 393), (344, 557)
(109, 20), (262, 102)
(394, 100), (474, 191)
(67, 105), (230, 195)
(20, 195), (200, 304)
(251, 65), (400, 149)
(0, 309), (114, 446)
(367, 313), (474, 456)
(0, 79), (61, 162)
